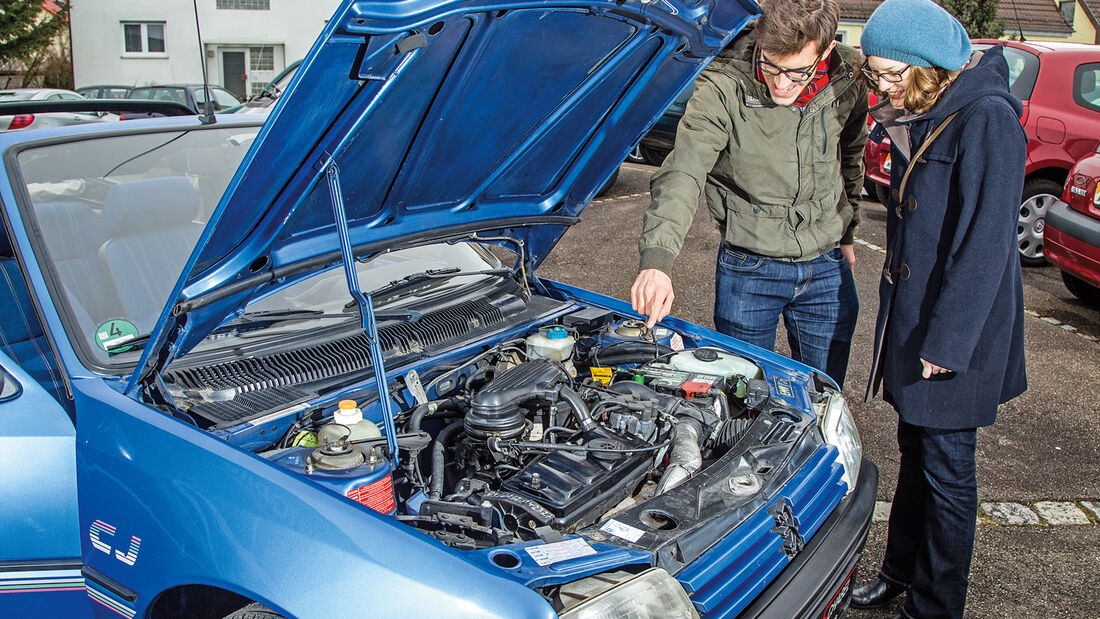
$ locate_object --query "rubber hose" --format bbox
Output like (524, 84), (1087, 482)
(429, 420), (465, 501)
(557, 385), (596, 431)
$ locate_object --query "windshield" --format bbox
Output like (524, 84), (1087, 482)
(16, 125), (258, 366)
(15, 125), (502, 370)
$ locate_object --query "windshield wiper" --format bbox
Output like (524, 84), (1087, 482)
(367, 267), (513, 299)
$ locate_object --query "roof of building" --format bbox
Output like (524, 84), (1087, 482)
(838, 0), (1074, 36)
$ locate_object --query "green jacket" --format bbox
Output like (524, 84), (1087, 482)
(639, 24), (869, 271)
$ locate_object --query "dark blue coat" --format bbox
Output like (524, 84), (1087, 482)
(866, 47), (1027, 429)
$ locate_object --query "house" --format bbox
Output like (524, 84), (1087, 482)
(70, 0), (343, 100)
(836, 0), (1097, 45)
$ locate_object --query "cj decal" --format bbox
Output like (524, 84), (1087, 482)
(89, 520), (142, 566)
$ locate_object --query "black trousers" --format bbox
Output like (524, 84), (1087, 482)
(879, 420), (978, 619)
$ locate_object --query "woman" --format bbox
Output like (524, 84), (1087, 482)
(852, 0), (1028, 617)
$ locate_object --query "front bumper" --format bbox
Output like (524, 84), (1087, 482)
(738, 459), (879, 618)
(1046, 198), (1100, 289)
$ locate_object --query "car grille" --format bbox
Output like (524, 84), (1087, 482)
(675, 446), (845, 617)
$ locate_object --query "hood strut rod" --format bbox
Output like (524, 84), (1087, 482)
(325, 159), (399, 463)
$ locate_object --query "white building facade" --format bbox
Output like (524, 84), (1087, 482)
(71, 0), (343, 100)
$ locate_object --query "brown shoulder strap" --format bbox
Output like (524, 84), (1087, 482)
(897, 111), (960, 200)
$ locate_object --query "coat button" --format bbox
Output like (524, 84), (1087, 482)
(906, 195), (917, 212)
(882, 265), (894, 284)
(753, 206), (761, 213)
(895, 204), (904, 219)
(900, 263), (910, 281)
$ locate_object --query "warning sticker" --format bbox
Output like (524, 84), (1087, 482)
(600, 519), (645, 543)
(524, 538), (596, 566)
(669, 333), (685, 351)
(589, 367), (613, 386)
(95, 320), (139, 352)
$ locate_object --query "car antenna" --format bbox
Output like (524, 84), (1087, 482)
(192, 0), (217, 124)
(1008, 0), (1026, 41)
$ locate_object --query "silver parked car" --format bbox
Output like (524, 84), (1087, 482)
(0, 88), (118, 131)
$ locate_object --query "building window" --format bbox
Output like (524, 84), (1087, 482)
(122, 22), (166, 56)
(1060, 0), (1075, 25)
(216, 0), (270, 9)
(249, 47), (274, 71)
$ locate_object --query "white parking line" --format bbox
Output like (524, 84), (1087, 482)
(853, 237), (1099, 346)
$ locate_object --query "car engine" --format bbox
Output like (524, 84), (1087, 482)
(251, 309), (768, 551)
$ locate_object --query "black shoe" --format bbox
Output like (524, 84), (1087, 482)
(850, 577), (906, 609)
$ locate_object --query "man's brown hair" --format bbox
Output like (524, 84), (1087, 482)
(756, 0), (840, 58)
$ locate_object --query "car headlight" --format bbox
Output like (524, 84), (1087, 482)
(817, 391), (862, 494)
(559, 568), (698, 619)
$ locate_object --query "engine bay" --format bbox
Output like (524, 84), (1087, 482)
(235, 304), (790, 551)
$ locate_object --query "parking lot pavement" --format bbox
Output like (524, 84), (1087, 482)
(539, 163), (1100, 618)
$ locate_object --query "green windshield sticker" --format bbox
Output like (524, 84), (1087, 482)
(95, 319), (139, 352)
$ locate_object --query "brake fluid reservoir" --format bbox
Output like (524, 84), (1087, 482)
(526, 326), (577, 376)
(263, 443), (396, 514)
(669, 348), (762, 380)
(318, 400), (382, 456)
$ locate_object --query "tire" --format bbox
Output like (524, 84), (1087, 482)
(625, 143), (646, 164)
(1017, 178), (1063, 266)
(874, 182), (890, 206)
(1062, 271), (1100, 306)
(639, 143), (669, 167)
(224, 603), (285, 619)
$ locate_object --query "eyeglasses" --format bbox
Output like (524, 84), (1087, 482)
(756, 47), (824, 83)
(861, 65), (911, 84)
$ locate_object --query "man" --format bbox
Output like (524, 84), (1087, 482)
(631, 0), (867, 387)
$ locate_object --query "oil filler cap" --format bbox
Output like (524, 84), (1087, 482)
(693, 348), (719, 362)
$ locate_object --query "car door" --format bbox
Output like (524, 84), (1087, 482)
(0, 353), (87, 617)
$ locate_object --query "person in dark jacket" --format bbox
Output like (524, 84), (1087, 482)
(850, 0), (1028, 617)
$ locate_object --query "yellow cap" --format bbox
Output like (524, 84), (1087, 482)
(338, 399), (357, 410)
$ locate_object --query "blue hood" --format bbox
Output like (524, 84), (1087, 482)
(132, 0), (759, 386)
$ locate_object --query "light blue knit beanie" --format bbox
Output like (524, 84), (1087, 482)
(860, 0), (971, 70)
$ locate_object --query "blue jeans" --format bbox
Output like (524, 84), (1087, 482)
(880, 420), (978, 619)
(713, 244), (859, 387)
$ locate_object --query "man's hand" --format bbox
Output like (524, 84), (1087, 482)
(840, 243), (856, 270)
(920, 358), (952, 379)
(631, 269), (675, 329)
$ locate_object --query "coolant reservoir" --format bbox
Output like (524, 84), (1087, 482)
(526, 326), (576, 376)
(318, 400), (382, 456)
(669, 348), (762, 380)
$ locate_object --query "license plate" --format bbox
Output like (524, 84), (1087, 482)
(1093, 182), (1100, 206)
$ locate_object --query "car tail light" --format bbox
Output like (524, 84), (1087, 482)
(1019, 101), (1029, 127)
(8, 114), (34, 130)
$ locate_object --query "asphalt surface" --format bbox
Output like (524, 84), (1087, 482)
(538, 162), (1100, 618)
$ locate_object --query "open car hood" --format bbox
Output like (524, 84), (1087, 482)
(132, 0), (758, 387)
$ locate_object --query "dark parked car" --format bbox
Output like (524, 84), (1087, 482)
(75, 85), (134, 100)
(634, 84), (693, 166)
(1046, 146), (1100, 304)
(0, 1), (875, 617)
(233, 60), (302, 114)
(124, 84), (242, 117)
(864, 40), (1100, 264)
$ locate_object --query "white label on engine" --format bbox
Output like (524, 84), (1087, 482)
(524, 538), (596, 566)
(669, 333), (685, 351)
(601, 519), (645, 543)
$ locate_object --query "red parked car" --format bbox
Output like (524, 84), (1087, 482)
(863, 40), (1100, 265)
(1046, 148), (1100, 304)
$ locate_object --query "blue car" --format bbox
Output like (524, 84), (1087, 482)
(0, 0), (875, 617)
